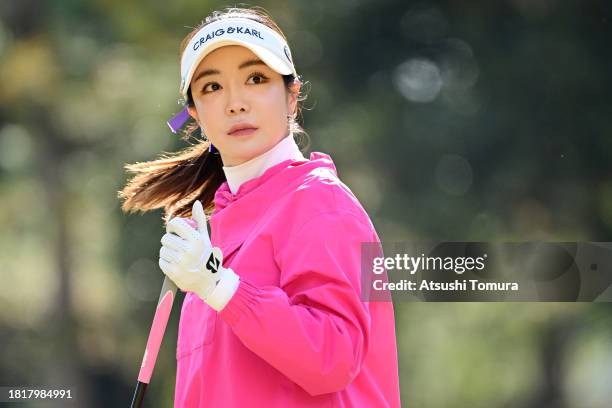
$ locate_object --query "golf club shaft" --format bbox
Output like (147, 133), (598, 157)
(130, 277), (178, 408)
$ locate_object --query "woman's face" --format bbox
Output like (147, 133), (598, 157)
(187, 45), (299, 167)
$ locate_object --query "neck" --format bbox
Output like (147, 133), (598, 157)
(222, 134), (305, 194)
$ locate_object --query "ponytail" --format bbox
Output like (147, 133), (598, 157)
(118, 141), (225, 222)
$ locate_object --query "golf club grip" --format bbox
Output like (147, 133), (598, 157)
(130, 277), (178, 407)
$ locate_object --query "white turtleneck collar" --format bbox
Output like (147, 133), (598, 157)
(222, 134), (306, 194)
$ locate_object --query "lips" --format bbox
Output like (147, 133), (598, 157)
(228, 123), (258, 136)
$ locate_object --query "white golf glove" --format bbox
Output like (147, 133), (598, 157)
(159, 200), (240, 311)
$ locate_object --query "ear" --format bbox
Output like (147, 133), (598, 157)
(287, 79), (301, 116)
(187, 105), (200, 125)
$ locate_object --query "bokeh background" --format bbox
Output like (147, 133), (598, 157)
(1, 0), (612, 407)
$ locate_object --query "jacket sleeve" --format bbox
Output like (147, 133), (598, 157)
(218, 210), (373, 396)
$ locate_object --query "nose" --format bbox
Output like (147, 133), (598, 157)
(225, 87), (249, 116)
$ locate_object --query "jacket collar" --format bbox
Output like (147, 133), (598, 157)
(212, 151), (336, 214)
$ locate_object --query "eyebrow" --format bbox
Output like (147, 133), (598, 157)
(192, 58), (267, 83)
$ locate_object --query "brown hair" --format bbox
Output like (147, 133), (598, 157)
(118, 6), (309, 222)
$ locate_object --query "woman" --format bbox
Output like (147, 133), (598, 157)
(119, 6), (401, 407)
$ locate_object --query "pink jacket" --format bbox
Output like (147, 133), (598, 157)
(174, 152), (401, 407)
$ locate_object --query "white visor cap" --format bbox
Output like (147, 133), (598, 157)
(179, 17), (298, 100)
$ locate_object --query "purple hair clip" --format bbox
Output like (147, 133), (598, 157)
(166, 107), (190, 134)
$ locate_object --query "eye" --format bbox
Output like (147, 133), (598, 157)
(200, 72), (268, 94)
(202, 82), (221, 93)
(247, 71), (269, 84)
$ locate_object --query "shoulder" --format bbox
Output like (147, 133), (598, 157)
(272, 156), (375, 236)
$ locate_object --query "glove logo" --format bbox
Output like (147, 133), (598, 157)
(206, 252), (220, 273)
(205, 248), (223, 274)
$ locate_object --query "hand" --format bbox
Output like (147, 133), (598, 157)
(159, 200), (240, 311)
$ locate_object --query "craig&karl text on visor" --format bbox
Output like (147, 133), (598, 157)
(193, 26), (265, 51)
